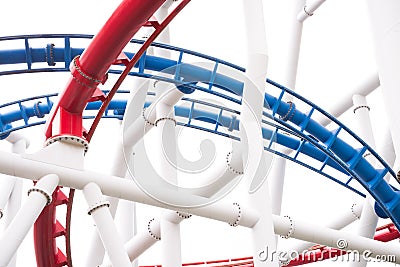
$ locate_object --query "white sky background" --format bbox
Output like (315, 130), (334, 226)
(0, 0), (397, 266)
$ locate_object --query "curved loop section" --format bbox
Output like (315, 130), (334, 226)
(0, 35), (399, 227)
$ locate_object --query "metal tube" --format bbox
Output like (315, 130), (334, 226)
(0, 151), (260, 228)
(352, 96), (379, 258)
(154, 82), (180, 187)
(101, 211), (188, 267)
(0, 174), (59, 267)
(85, 138), (130, 266)
(4, 137), (27, 267)
(271, 214), (400, 264)
(154, 0), (173, 59)
(83, 182), (131, 267)
(154, 81), (183, 267)
(319, 73), (380, 126)
(270, 0), (305, 222)
(290, 202), (363, 254)
(0, 175), (15, 213)
(124, 85), (184, 148)
(364, 0), (400, 160)
(297, 0), (328, 22)
(242, 1), (277, 266)
(57, 0), (166, 114)
(161, 212), (183, 267)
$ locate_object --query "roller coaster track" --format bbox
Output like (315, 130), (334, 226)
(0, 34), (399, 266)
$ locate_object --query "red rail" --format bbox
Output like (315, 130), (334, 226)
(45, 0), (166, 139)
(36, 1), (193, 266)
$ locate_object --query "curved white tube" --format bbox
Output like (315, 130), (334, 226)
(83, 182), (131, 267)
(365, 0), (400, 161)
(0, 174), (59, 267)
(297, 0), (327, 22)
(272, 214), (400, 264)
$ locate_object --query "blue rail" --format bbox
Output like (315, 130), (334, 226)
(0, 34), (399, 228)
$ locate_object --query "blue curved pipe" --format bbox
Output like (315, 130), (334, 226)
(0, 34), (398, 226)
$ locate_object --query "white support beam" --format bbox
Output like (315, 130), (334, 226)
(290, 202), (363, 256)
(271, 214), (400, 264)
(0, 150), (260, 228)
(242, 1), (277, 266)
(319, 73), (380, 126)
(0, 174), (59, 267)
(364, 0), (400, 159)
(101, 211), (190, 267)
(83, 182), (132, 267)
(297, 0), (327, 22)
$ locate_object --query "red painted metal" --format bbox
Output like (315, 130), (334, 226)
(374, 223), (400, 242)
(34, 187), (74, 267)
(287, 246), (346, 266)
(85, 0), (191, 141)
(136, 224), (400, 267)
(45, 0), (167, 139)
(38, 1), (193, 266)
(34, 188), (65, 267)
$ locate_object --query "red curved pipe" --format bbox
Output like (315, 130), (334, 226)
(59, 0), (166, 112)
(38, 0), (167, 265)
(45, 0), (166, 137)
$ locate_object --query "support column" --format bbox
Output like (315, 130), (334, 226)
(271, 214), (400, 264)
(4, 135), (28, 267)
(86, 76), (149, 266)
(349, 95), (381, 267)
(269, 0), (305, 218)
(364, 0), (400, 161)
(101, 211), (190, 267)
(290, 202), (362, 254)
(160, 211), (187, 267)
(83, 182), (131, 267)
(242, 0), (276, 266)
(154, 81), (183, 267)
(154, 0), (174, 59)
(0, 174), (59, 267)
(0, 176), (15, 219)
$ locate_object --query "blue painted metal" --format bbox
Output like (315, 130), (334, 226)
(0, 34), (398, 224)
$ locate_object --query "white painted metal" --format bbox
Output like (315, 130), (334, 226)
(0, 150), (260, 227)
(124, 85), (184, 148)
(269, 0), (305, 219)
(0, 174), (59, 267)
(290, 202), (363, 254)
(83, 182), (132, 267)
(154, 82), (179, 186)
(86, 76), (150, 266)
(297, 0), (327, 22)
(154, 0), (173, 59)
(242, 0), (277, 266)
(350, 95), (388, 267)
(282, 0), (306, 91)
(365, 0), (400, 160)
(101, 211), (189, 267)
(5, 132), (30, 149)
(269, 159), (286, 216)
(4, 136), (27, 267)
(160, 211), (183, 267)
(0, 176), (15, 215)
(272, 214), (400, 264)
(154, 81), (182, 267)
(319, 73), (380, 126)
